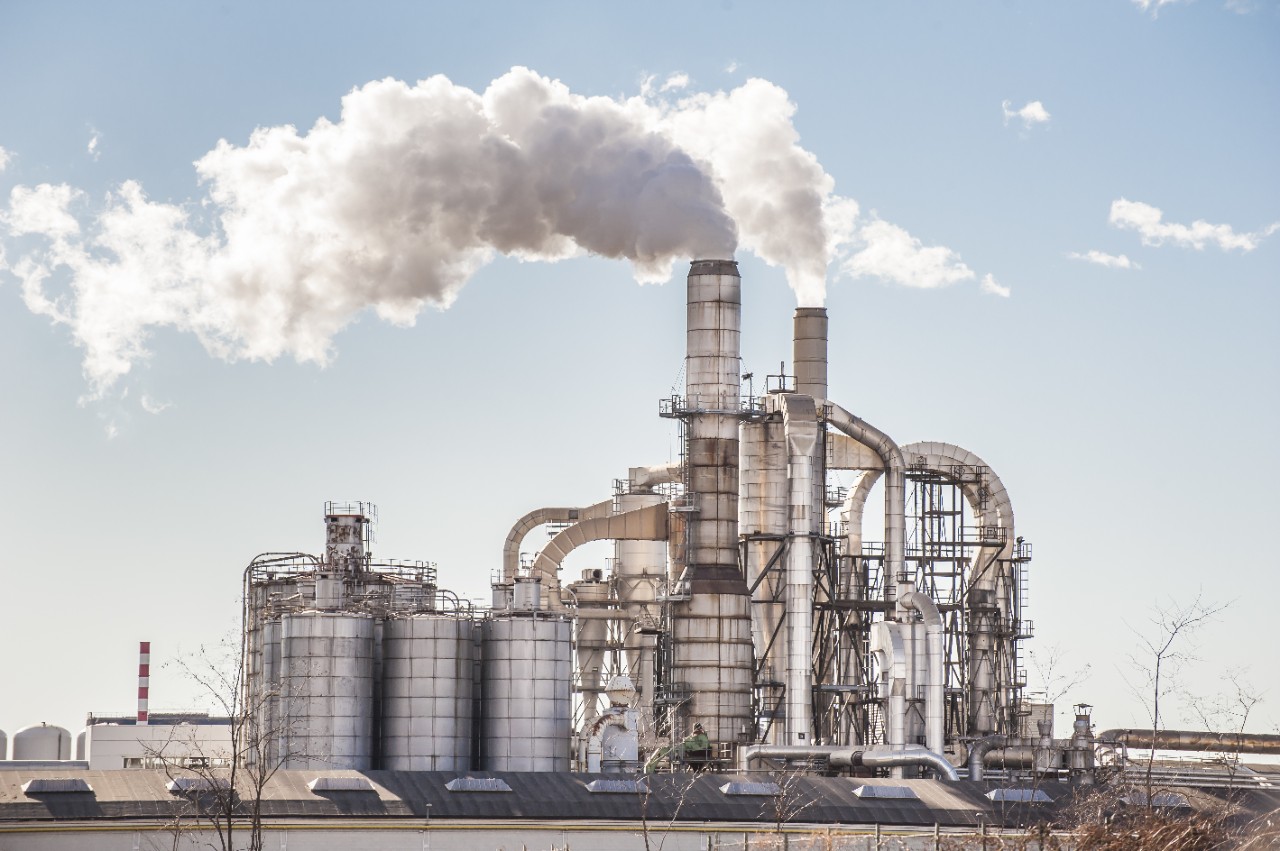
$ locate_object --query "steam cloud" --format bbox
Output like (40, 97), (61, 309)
(1, 68), (981, 397)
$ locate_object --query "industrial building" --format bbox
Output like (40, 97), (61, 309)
(1, 259), (1277, 849)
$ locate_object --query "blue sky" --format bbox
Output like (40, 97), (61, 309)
(1, 1), (1276, 740)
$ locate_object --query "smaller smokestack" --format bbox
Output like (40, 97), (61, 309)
(137, 641), (150, 725)
(793, 308), (828, 400)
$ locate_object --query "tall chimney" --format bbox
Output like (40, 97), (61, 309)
(793, 307), (828, 400)
(137, 641), (150, 725)
(670, 259), (753, 747)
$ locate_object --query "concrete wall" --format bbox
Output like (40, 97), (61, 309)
(85, 723), (232, 770)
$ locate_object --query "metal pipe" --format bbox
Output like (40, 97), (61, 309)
(780, 394), (819, 745)
(898, 590), (944, 756)
(968, 734), (1007, 781)
(738, 744), (841, 771)
(1097, 729), (1280, 754)
(528, 502), (670, 606)
(821, 402), (905, 601)
(738, 743), (958, 781)
(833, 747), (960, 781)
(502, 500), (614, 584)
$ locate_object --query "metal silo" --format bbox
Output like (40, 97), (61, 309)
(0, 729), (6, 760)
(279, 611), (375, 770)
(482, 613), (572, 772)
(381, 614), (475, 770)
(12, 723), (72, 760)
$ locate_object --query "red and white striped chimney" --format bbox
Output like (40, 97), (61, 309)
(137, 641), (150, 725)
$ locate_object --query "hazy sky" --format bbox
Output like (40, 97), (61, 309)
(1, 1), (1276, 742)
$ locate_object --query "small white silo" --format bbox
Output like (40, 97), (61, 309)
(12, 723), (72, 760)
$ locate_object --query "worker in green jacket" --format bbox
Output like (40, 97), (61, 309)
(644, 723), (710, 772)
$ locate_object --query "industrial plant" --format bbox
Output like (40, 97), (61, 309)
(1, 260), (1277, 849)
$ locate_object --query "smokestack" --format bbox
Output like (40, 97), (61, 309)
(670, 259), (753, 747)
(793, 307), (828, 400)
(137, 641), (150, 725)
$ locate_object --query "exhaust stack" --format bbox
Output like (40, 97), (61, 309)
(793, 307), (828, 400)
(670, 259), (753, 747)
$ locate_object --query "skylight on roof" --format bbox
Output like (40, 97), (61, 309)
(445, 777), (512, 793)
(21, 778), (93, 795)
(853, 784), (917, 799)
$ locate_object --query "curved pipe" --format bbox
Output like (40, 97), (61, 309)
(502, 500), (613, 583)
(968, 734), (1007, 781)
(821, 401), (905, 600)
(898, 590), (945, 756)
(528, 503), (670, 604)
(1097, 729), (1280, 755)
(836, 747), (960, 782)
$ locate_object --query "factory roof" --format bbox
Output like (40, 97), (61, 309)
(1, 768), (1277, 829)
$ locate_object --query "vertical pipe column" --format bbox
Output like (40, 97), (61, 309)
(673, 259), (753, 747)
(781, 395), (818, 745)
(739, 419), (788, 743)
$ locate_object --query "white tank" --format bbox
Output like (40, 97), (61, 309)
(12, 723), (72, 760)
(74, 729), (86, 760)
(482, 614), (572, 772)
(381, 615), (475, 770)
(279, 612), (375, 770)
(0, 729), (6, 760)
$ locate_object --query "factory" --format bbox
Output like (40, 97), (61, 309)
(1, 259), (1277, 849)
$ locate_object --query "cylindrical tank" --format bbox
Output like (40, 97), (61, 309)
(74, 729), (86, 761)
(381, 615), (475, 771)
(0, 729), (7, 760)
(482, 614), (572, 772)
(279, 612), (375, 769)
(12, 723), (72, 760)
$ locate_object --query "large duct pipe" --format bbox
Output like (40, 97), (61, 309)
(968, 734), (1008, 781)
(833, 747), (960, 781)
(898, 590), (945, 756)
(738, 744), (958, 780)
(1097, 730), (1280, 754)
(503, 500), (614, 583)
(780, 394), (818, 745)
(672, 259), (753, 746)
(793, 307), (828, 402)
(822, 403), (905, 601)
(528, 503), (670, 595)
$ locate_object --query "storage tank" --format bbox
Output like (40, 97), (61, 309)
(381, 614), (475, 770)
(74, 729), (86, 760)
(0, 729), (6, 760)
(12, 723), (71, 760)
(482, 613), (572, 771)
(279, 612), (375, 769)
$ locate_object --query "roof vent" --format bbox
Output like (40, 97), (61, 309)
(719, 781), (782, 797)
(166, 777), (231, 794)
(585, 778), (648, 794)
(853, 784), (917, 799)
(308, 777), (375, 792)
(987, 787), (1053, 803)
(445, 777), (512, 793)
(21, 778), (93, 795)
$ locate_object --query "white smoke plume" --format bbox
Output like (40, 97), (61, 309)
(1, 67), (973, 396)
